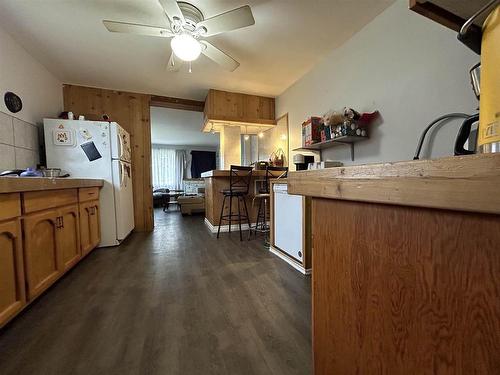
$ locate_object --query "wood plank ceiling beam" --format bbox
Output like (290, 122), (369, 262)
(150, 95), (205, 112)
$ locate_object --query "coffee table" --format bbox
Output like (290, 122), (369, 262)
(163, 190), (184, 212)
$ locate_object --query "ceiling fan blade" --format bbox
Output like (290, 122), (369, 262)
(167, 52), (180, 72)
(158, 0), (185, 23)
(103, 20), (173, 37)
(197, 5), (255, 37)
(200, 41), (240, 72)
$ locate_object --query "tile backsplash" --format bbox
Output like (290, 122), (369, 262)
(0, 111), (40, 171)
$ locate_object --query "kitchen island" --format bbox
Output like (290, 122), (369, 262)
(288, 154), (500, 375)
(201, 169), (268, 232)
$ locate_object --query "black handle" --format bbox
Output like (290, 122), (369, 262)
(454, 114), (479, 156)
(457, 27), (482, 55)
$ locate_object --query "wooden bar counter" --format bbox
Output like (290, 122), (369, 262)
(201, 169), (267, 231)
(287, 154), (500, 375)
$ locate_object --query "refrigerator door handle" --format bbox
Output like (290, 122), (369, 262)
(118, 133), (124, 160)
(119, 162), (123, 188)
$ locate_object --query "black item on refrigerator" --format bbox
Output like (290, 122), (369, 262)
(81, 141), (102, 162)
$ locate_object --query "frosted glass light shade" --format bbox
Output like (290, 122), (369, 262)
(171, 34), (202, 62)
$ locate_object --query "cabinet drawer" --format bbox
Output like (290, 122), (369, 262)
(0, 193), (21, 221)
(78, 187), (99, 203)
(23, 189), (78, 214)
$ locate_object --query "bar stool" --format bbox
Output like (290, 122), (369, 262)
(217, 165), (253, 241)
(253, 166), (288, 241)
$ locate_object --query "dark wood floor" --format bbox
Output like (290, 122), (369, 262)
(0, 209), (311, 375)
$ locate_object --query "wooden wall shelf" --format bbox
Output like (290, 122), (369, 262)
(293, 135), (368, 161)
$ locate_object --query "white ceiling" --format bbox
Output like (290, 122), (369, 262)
(151, 106), (219, 146)
(0, 0), (394, 100)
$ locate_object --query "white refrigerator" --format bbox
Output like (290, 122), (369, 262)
(43, 119), (134, 247)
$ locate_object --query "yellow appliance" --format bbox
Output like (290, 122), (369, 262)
(479, 5), (500, 153)
(459, 2), (500, 153)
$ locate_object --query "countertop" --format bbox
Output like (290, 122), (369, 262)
(201, 169), (268, 178)
(0, 177), (104, 194)
(287, 153), (500, 215)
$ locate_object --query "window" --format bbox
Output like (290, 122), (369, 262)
(151, 146), (186, 190)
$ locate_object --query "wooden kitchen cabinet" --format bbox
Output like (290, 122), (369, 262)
(288, 154), (500, 374)
(0, 219), (25, 328)
(79, 200), (100, 256)
(59, 204), (81, 271)
(0, 179), (103, 326)
(204, 89), (275, 126)
(23, 209), (61, 300)
(23, 194), (83, 299)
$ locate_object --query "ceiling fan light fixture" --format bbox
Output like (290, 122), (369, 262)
(171, 33), (201, 61)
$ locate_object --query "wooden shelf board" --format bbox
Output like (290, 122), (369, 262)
(293, 136), (368, 151)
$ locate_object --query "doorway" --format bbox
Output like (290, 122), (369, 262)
(150, 106), (219, 218)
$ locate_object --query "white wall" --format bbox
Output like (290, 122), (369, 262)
(276, 1), (479, 165)
(151, 106), (219, 147)
(150, 106), (220, 175)
(0, 26), (62, 170)
(0, 26), (62, 125)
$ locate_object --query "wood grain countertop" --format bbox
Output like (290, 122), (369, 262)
(0, 177), (104, 194)
(287, 153), (500, 215)
(201, 170), (268, 178)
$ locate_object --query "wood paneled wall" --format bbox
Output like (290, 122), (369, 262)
(63, 84), (153, 232)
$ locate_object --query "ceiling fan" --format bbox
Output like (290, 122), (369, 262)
(103, 0), (255, 72)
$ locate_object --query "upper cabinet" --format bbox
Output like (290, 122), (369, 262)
(203, 89), (276, 129)
(410, 0), (492, 31)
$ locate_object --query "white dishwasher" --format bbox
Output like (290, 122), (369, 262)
(273, 183), (303, 262)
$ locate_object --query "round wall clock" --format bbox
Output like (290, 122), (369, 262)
(4, 92), (22, 113)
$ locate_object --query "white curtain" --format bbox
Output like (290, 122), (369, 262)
(152, 146), (186, 190)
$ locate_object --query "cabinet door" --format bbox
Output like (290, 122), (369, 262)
(89, 201), (101, 249)
(58, 205), (81, 271)
(0, 219), (25, 327)
(79, 202), (93, 256)
(23, 210), (60, 300)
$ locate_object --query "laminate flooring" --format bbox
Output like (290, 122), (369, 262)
(0, 209), (312, 375)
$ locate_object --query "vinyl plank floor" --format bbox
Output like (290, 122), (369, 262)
(0, 209), (312, 375)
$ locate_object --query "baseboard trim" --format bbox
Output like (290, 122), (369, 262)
(204, 218), (258, 233)
(269, 246), (311, 275)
